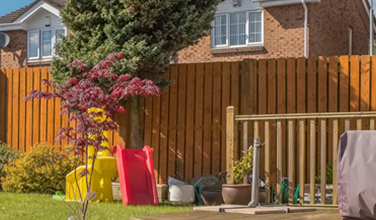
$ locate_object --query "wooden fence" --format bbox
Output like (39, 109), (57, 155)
(1, 55), (375, 185)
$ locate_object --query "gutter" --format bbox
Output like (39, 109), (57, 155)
(0, 22), (22, 27)
(302, 0), (308, 58)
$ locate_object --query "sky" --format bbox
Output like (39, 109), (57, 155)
(1, 0), (376, 18)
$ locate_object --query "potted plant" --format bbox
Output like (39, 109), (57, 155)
(222, 148), (253, 205)
(199, 173), (226, 206)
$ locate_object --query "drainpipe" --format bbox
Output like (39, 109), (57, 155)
(371, 0), (374, 56)
(302, 0), (308, 58)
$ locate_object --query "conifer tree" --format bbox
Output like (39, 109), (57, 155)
(51, 0), (224, 148)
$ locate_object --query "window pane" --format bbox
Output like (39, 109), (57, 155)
(214, 15), (227, 46)
(230, 13), (246, 45)
(42, 31), (52, 56)
(56, 29), (65, 44)
(249, 12), (262, 43)
(29, 32), (38, 58)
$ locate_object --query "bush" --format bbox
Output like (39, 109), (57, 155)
(1, 143), (77, 194)
(0, 142), (19, 190)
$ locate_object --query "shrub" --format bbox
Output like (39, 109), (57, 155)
(232, 148), (253, 184)
(0, 142), (19, 190)
(1, 143), (77, 194)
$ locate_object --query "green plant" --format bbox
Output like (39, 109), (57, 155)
(1, 143), (77, 194)
(232, 147), (253, 184)
(315, 163), (333, 184)
(0, 142), (19, 190)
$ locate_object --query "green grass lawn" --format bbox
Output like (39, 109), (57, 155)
(0, 192), (192, 220)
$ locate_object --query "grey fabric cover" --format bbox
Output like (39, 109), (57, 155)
(338, 131), (376, 220)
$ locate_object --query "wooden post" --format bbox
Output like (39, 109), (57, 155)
(310, 119), (316, 205)
(276, 120), (282, 204)
(333, 119), (338, 205)
(243, 121), (248, 184)
(288, 119), (295, 205)
(320, 119), (326, 205)
(264, 121), (270, 204)
(345, 118), (350, 131)
(226, 106), (235, 184)
(299, 119), (306, 205)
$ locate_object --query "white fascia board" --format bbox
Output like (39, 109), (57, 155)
(15, 1), (61, 23)
(253, 0), (320, 7)
(0, 25), (24, 31)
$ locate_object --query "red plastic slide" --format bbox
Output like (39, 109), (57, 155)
(111, 145), (159, 206)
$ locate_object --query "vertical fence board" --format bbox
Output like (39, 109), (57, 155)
(297, 57), (306, 202)
(221, 62), (231, 172)
(6, 69), (13, 146)
(47, 73), (55, 146)
(0, 69), (6, 142)
(160, 71), (170, 184)
(267, 59), (277, 184)
(185, 64), (195, 181)
(258, 60), (267, 177)
(54, 97), (62, 147)
(307, 57), (317, 181)
(194, 63), (204, 177)
(372, 56), (376, 129)
(231, 62), (240, 161)
(177, 64), (187, 180)
(287, 57), (296, 184)
(25, 68), (33, 150)
(12, 68), (20, 150)
(212, 63), (222, 175)
(339, 56), (349, 140)
(32, 68), (40, 145)
(318, 57), (327, 176)
(350, 56), (360, 130)
(203, 63), (213, 176)
(277, 58), (287, 177)
(40, 68), (48, 143)
(360, 55), (371, 130)
(328, 56), (338, 165)
(168, 65), (178, 178)
(19, 68), (26, 151)
(152, 94), (161, 183)
(144, 97), (153, 147)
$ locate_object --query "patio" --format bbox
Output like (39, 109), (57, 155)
(130, 208), (341, 220)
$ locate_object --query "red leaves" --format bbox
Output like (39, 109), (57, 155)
(24, 52), (160, 158)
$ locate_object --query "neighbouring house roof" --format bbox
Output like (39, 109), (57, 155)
(0, 0), (66, 24)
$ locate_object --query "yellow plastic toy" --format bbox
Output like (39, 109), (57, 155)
(66, 108), (118, 202)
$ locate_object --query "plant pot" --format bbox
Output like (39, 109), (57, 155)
(222, 184), (252, 205)
(200, 187), (224, 206)
(168, 185), (195, 205)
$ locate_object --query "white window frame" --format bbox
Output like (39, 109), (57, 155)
(27, 30), (40, 60)
(211, 10), (264, 49)
(27, 27), (67, 61)
(41, 29), (54, 59)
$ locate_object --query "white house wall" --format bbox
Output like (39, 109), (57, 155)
(216, 0), (262, 14)
(24, 8), (64, 31)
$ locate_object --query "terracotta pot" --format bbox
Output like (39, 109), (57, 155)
(222, 184), (252, 205)
(200, 188), (224, 206)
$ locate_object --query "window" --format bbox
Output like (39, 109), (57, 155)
(212, 11), (263, 49)
(42, 30), (52, 57)
(27, 28), (66, 61)
(28, 31), (39, 59)
(55, 29), (65, 44)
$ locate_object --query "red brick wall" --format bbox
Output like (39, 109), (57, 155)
(0, 30), (28, 69)
(177, 1), (369, 63)
(308, 0), (368, 56)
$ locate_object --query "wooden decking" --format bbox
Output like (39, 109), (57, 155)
(131, 208), (341, 220)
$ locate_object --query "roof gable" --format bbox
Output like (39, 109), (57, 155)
(0, 0), (65, 24)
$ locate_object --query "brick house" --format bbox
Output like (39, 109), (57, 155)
(0, 0), (374, 68)
(177, 0), (375, 63)
(0, 0), (66, 69)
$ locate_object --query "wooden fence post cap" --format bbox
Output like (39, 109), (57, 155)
(226, 106), (235, 112)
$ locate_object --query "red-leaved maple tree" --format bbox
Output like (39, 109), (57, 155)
(24, 52), (160, 220)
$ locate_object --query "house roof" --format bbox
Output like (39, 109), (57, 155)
(0, 0), (66, 24)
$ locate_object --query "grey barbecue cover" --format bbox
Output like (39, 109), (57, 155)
(338, 131), (376, 220)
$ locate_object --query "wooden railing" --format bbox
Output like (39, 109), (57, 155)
(226, 106), (376, 206)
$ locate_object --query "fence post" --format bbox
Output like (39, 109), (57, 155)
(242, 121), (248, 184)
(226, 106), (235, 184)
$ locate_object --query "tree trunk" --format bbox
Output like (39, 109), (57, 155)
(129, 96), (144, 149)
